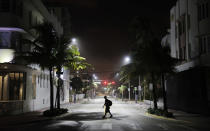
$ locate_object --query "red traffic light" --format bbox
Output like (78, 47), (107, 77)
(102, 81), (107, 85)
(111, 81), (115, 85)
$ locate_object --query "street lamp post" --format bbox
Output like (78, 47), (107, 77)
(124, 56), (131, 101)
(69, 38), (78, 103)
(128, 80), (130, 101)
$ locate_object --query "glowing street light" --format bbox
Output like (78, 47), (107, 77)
(93, 74), (98, 80)
(72, 38), (76, 43)
(69, 38), (78, 48)
(124, 56), (130, 64)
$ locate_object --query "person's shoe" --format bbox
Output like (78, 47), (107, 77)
(110, 115), (113, 118)
(102, 116), (105, 119)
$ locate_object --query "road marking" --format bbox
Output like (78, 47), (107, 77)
(157, 123), (169, 130)
(101, 123), (112, 130)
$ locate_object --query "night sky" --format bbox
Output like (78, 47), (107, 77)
(46, 0), (177, 79)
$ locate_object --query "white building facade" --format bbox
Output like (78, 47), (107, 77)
(165, 0), (210, 113)
(0, 0), (70, 115)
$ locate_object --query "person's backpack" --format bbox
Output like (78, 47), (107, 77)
(107, 99), (112, 106)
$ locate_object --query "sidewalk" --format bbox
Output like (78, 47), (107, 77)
(0, 98), (88, 128)
(116, 98), (210, 128)
(137, 99), (210, 128)
(168, 109), (210, 129)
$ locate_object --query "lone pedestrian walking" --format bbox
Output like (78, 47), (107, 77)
(102, 96), (113, 118)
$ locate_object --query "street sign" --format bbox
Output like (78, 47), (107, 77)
(149, 83), (153, 91)
(134, 87), (137, 91)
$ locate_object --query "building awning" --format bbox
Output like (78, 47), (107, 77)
(0, 27), (26, 33)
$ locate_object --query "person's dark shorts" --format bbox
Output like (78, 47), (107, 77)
(105, 106), (110, 113)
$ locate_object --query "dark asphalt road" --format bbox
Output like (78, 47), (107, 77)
(0, 97), (208, 131)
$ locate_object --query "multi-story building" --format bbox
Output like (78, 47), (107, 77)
(0, 0), (70, 115)
(165, 0), (210, 113)
(45, 2), (72, 39)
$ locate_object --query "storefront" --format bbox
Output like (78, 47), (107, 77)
(0, 72), (26, 101)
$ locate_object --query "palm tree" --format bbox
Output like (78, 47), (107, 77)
(158, 45), (178, 112)
(16, 22), (57, 111)
(129, 17), (179, 111)
(118, 85), (127, 100)
(54, 37), (90, 109)
(119, 64), (134, 84)
(66, 45), (90, 71)
(54, 36), (69, 109)
(134, 39), (159, 109)
(133, 37), (178, 110)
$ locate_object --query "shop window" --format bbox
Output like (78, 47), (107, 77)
(9, 72), (26, 100)
(32, 75), (36, 99)
(0, 72), (26, 101)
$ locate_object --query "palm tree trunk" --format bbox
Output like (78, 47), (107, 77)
(122, 90), (124, 101)
(151, 73), (158, 109)
(56, 66), (62, 109)
(49, 67), (54, 111)
(57, 77), (61, 109)
(161, 74), (168, 112)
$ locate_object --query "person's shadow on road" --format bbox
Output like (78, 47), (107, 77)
(59, 112), (127, 121)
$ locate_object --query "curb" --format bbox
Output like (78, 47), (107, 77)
(145, 112), (191, 124)
(52, 112), (71, 120)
